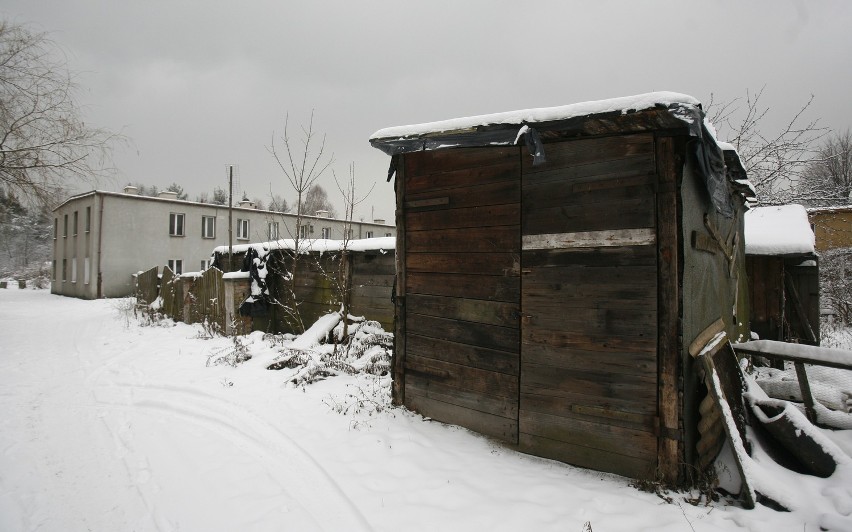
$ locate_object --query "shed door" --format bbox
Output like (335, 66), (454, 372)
(402, 146), (522, 443)
(518, 134), (660, 478)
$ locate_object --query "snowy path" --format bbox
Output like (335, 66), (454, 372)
(1, 289), (850, 531)
(0, 290), (370, 531)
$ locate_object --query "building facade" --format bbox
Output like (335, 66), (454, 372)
(51, 188), (395, 299)
(808, 206), (852, 252)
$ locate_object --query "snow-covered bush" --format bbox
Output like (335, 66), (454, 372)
(268, 314), (392, 386)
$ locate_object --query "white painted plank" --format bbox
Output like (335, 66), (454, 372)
(522, 228), (656, 250)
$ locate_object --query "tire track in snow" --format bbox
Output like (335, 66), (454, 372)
(93, 382), (374, 532)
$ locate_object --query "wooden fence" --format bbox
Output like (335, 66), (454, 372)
(134, 247), (394, 335)
(135, 266), (159, 305)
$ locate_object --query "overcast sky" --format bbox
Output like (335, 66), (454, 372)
(3, 1), (851, 221)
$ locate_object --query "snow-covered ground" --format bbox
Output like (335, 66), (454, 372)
(2, 288), (851, 531)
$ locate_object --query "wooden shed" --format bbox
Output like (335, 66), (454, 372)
(744, 205), (819, 345)
(370, 92), (753, 484)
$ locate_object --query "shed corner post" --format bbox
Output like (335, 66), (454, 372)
(656, 135), (683, 485)
(392, 156), (407, 407)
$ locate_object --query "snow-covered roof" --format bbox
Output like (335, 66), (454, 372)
(370, 91), (701, 140)
(744, 204), (815, 256)
(213, 237), (396, 257)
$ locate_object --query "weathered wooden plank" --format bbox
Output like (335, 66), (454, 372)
(406, 204), (520, 231)
(520, 409), (656, 460)
(522, 133), (654, 173)
(522, 245), (656, 268)
(522, 327), (657, 354)
(406, 373), (518, 419)
(524, 307), (657, 338)
(407, 313), (519, 353)
(406, 390), (518, 443)
(404, 146), (519, 179)
(407, 225), (519, 254)
(406, 159), (520, 193)
(523, 199), (655, 235)
(351, 258), (396, 277)
(522, 154), (655, 185)
(521, 343), (656, 377)
(405, 179), (521, 212)
(520, 383), (658, 417)
(519, 433), (654, 480)
(523, 173), (655, 208)
(521, 392), (657, 432)
(405, 354), (518, 399)
(405, 197), (450, 209)
(407, 252), (520, 276)
(351, 280), (393, 296)
(407, 272), (519, 302)
(523, 229), (655, 250)
(571, 173), (657, 193)
(521, 362), (657, 406)
(407, 333), (519, 375)
(407, 294), (519, 328)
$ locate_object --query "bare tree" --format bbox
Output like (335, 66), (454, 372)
(819, 248), (852, 324)
(0, 20), (118, 206)
(707, 88), (826, 205)
(333, 163), (375, 342)
(301, 184), (337, 218)
(212, 187), (228, 205)
(267, 111), (333, 332)
(796, 130), (852, 207)
(267, 193), (289, 213)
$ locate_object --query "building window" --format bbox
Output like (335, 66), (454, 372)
(64, 214), (68, 238)
(268, 222), (279, 240)
(167, 259), (183, 275)
(202, 216), (216, 239)
(169, 213), (185, 236)
(385, 232), (392, 237)
(299, 224), (313, 239)
(84, 257), (90, 285)
(85, 207), (91, 233)
(201, 259), (212, 271)
(366, 231), (374, 238)
(54, 218), (58, 240)
(237, 219), (249, 240)
(62, 259), (67, 281)
(71, 257), (77, 283)
(321, 227), (331, 239)
(73, 211), (78, 236)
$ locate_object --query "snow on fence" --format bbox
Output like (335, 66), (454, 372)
(133, 239), (395, 336)
(212, 238), (396, 335)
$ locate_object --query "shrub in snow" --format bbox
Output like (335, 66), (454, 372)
(207, 335), (253, 367)
(268, 314), (392, 387)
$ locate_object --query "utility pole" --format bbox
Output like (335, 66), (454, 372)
(228, 165), (234, 271)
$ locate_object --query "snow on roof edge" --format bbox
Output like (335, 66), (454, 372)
(370, 91), (701, 140)
(213, 237), (396, 256)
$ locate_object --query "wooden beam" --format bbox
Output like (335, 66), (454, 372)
(522, 228), (655, 250)
(655, 135), (681, 485)
(393, 156), (407, 406)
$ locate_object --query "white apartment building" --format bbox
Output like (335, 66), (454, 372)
(51, 187), (395, 299)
